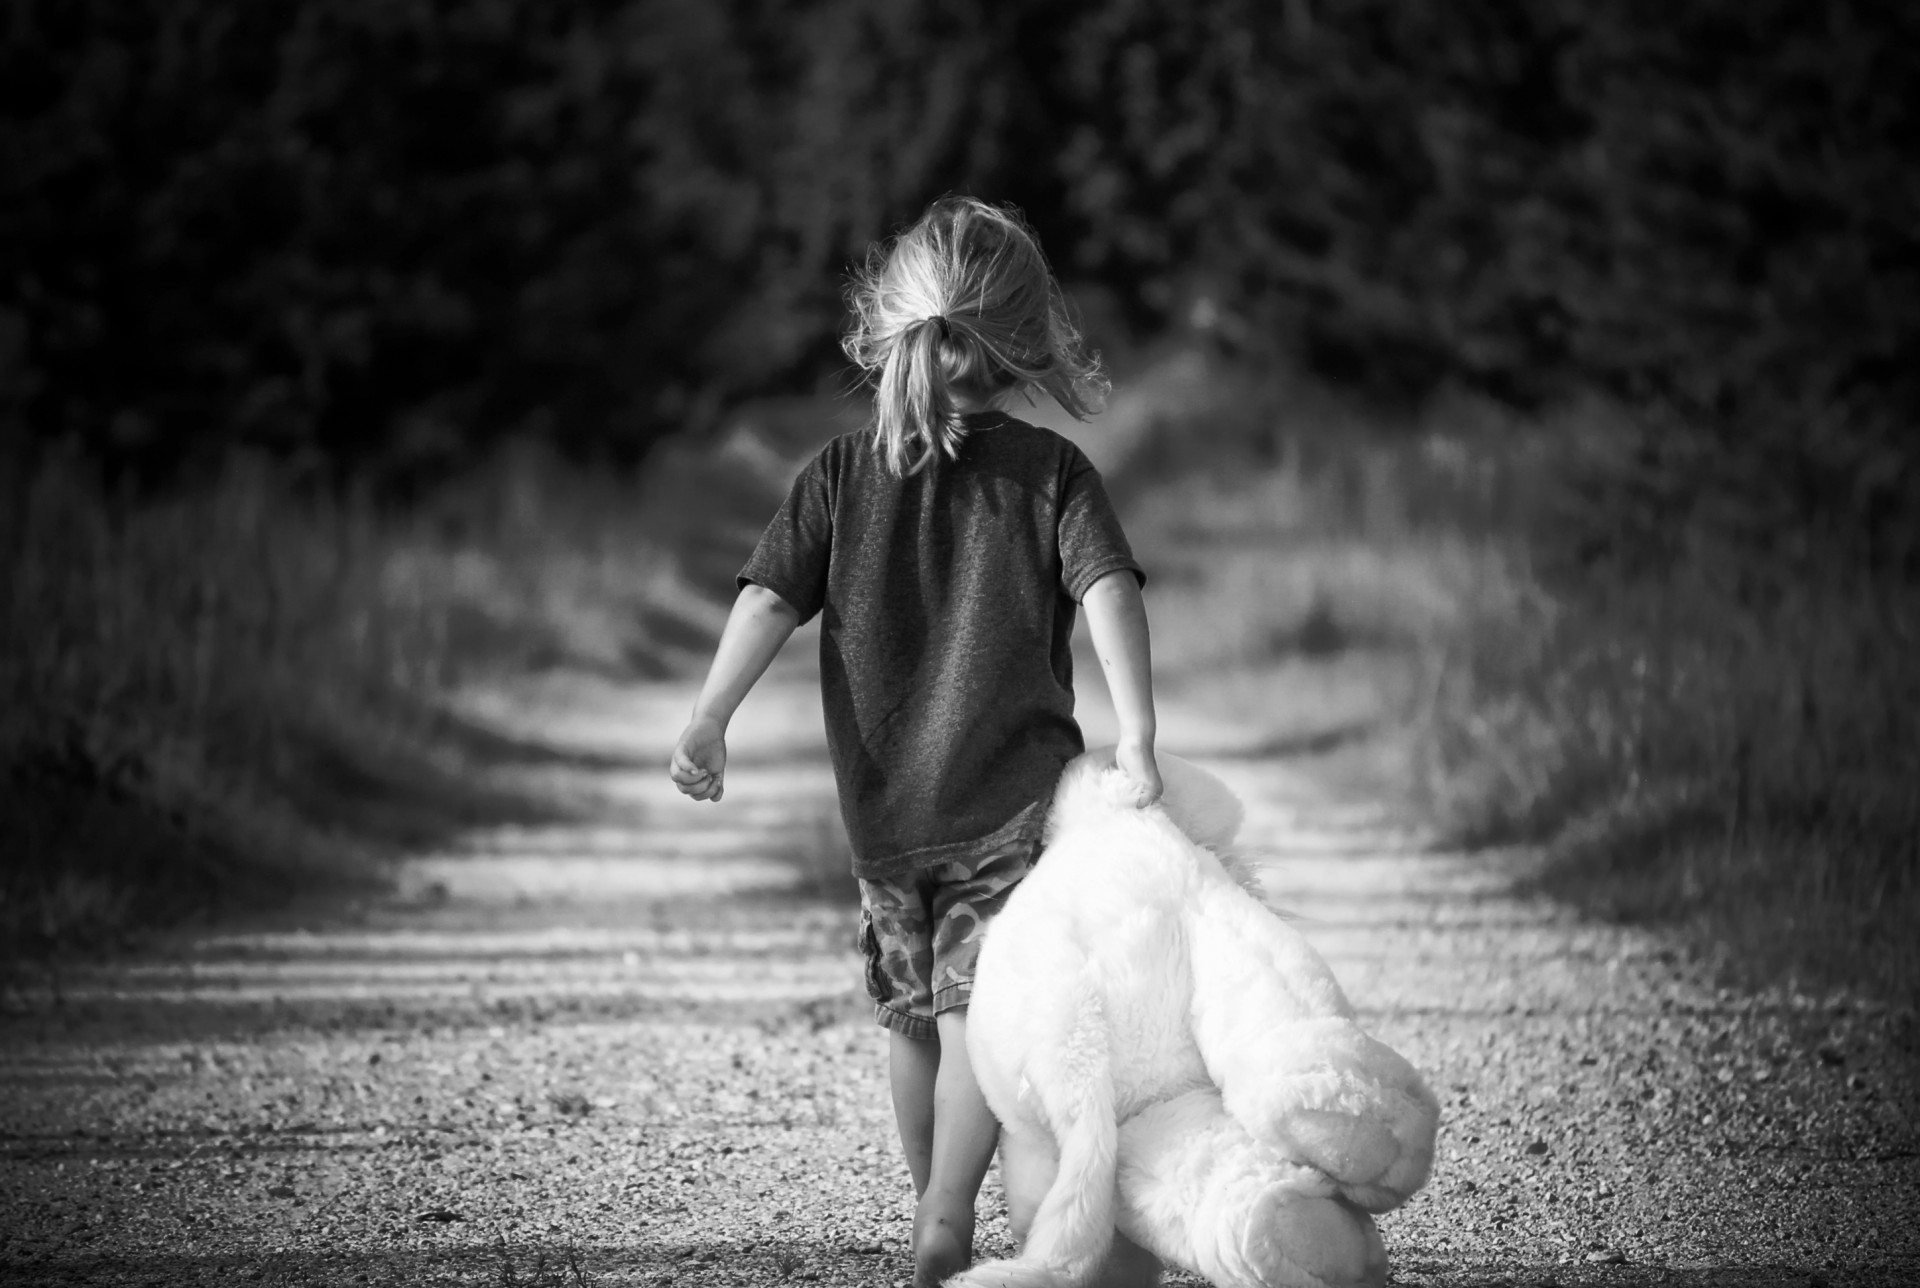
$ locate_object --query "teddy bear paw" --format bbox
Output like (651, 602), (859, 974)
(1279, 1104), (1434, 1214)
(1239, 1189), (1387, 1288)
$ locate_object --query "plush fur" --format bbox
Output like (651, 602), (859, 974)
(955, 751), (1440, 1288)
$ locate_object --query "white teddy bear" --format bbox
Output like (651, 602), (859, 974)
(954, 750), (1440, 1288)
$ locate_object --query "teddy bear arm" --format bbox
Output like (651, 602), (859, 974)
(1184, 891), (1357, 1111)
(1183, 895), (1438, 1209)
(1256, 1031), (1439, 1210)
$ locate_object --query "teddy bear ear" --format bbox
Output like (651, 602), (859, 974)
(1154, 753), (1245, 851)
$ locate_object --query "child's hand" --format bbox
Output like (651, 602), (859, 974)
(670, 715), (728, 802)
(1116, 738), (1163, 808)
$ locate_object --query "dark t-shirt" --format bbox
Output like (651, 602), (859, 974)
(739, 412), (1144, 878)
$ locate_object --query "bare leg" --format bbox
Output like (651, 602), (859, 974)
(912, 1008), (1000, 1288)
(889, 1029), (940, 1197)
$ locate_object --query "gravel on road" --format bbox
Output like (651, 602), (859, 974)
(3, 669), (1916, 1287)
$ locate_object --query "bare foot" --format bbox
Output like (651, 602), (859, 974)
(912, 1202), (973, 1288)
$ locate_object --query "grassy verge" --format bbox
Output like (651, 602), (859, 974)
(1111, 355), (1916, 1003)
(0, 439), (743, 955)
(1409, 496), (1919, 1002)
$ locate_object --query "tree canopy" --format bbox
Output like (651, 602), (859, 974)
(4, 0), (1915, 532)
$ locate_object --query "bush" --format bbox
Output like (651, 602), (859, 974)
(0, 0), (989, 477)
(1059, 0), (1920, 574)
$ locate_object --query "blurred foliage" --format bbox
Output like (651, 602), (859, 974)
(3, 0), (1916, 565)
(1059, 0), (1920, 574)
(0, 0), (996, 480)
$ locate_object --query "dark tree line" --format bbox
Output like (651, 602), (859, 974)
(4, 0), (1916, 560)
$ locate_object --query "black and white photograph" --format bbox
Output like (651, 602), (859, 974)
(2, 2), (1915, 1286)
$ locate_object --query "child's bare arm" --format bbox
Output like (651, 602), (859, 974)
(1082, 569), (1162, 805)
(669, 584), (802, 802)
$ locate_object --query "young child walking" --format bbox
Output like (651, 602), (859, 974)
(669, 196), (1160, 1288)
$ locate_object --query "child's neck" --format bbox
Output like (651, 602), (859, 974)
(951, 388), (1001, 416)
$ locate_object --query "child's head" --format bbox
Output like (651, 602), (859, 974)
(844, 196), (1109, 476)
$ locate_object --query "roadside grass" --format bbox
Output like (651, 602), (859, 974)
(1417, 529), (1920, 1000)
(1112, 353), (1916, 1002)
(0, 440), (733, 954)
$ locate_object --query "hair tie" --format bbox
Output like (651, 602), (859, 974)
(930, 314), (952, 341)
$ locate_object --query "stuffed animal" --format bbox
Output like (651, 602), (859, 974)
(955, 750), (1440, 1288)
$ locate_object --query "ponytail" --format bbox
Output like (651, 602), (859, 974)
(873, 317), (984, 476)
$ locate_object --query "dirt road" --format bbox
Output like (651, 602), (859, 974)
(3, 649), (1916, 1287)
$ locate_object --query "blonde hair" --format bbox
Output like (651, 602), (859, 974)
(843, 196), (1109, 477)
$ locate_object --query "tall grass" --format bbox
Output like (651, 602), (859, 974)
(0, 441), (707, 952)
(1412, 486), (1920, 997)
(1113, 355), (1916, 1000)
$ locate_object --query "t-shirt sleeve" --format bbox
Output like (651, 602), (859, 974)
(1057, 444), (1145, 601)
(738, 449), (832, 623)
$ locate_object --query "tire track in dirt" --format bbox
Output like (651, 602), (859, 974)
(3, 659), (1916, 1287)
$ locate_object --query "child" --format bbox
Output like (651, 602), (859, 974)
(669, 195), (1160, 1288)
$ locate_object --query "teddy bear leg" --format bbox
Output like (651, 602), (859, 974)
(1115, 1093), (1386, 1288)
(1239, 1187), (1386, 1288)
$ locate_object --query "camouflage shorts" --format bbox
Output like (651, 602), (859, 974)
(856, 838), (1037, 1041)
